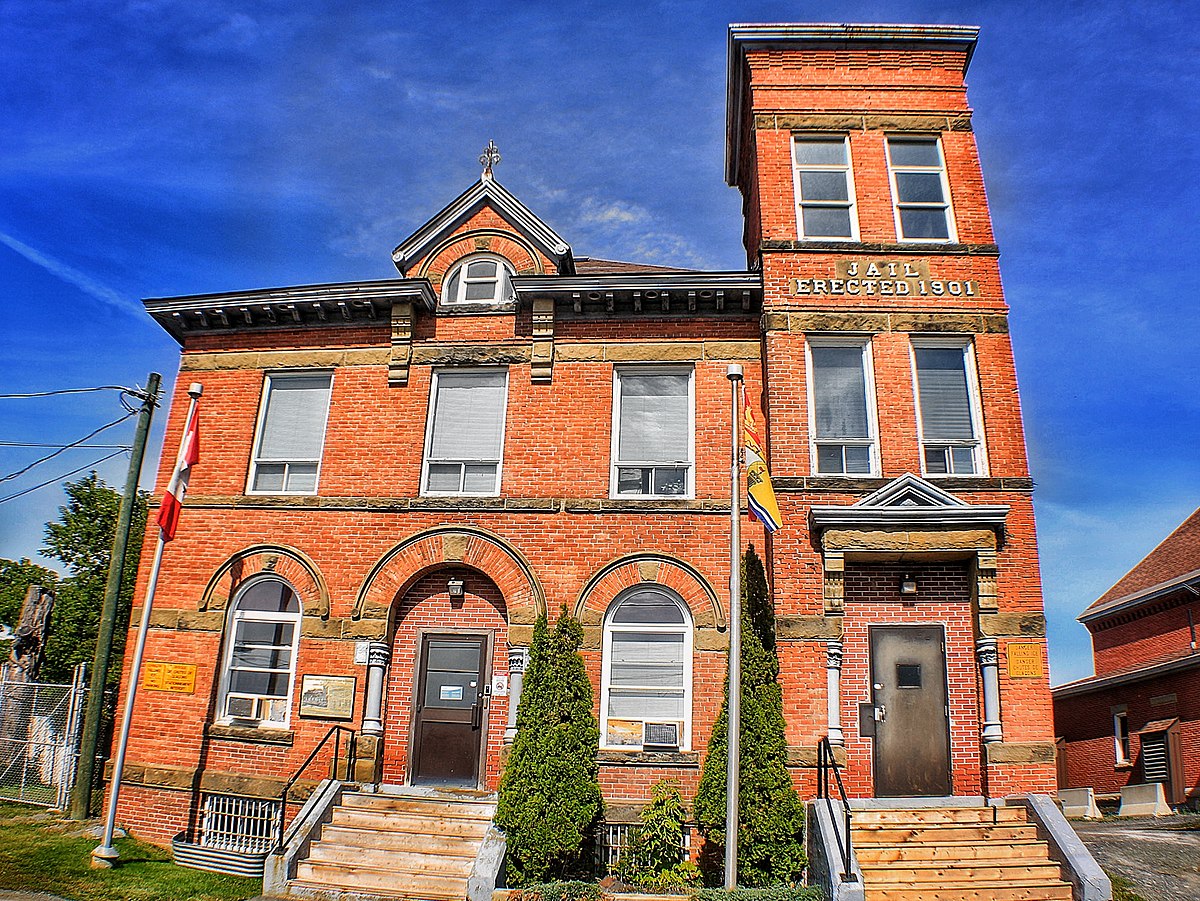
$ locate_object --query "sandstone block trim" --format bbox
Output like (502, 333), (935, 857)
(985, 741), (1057, 765)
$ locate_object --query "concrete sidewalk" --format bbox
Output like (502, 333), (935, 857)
(1073, 813), (1200, 901)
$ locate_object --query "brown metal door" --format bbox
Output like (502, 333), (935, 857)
(412, 635), (487, 785)
(870, 626), (952, 797)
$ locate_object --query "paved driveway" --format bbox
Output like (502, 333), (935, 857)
(1072, 814), (1200, 901)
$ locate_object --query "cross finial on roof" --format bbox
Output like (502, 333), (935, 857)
(479, 140), (501, 180)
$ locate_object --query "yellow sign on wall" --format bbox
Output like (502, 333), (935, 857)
(142, 661), (197, 694)
(1007, 642), (1045, 679)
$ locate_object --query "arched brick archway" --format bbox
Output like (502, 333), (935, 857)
(354, 526), (545, 630)
(199, 544), (330, 619)
(575, 553), (725, 632)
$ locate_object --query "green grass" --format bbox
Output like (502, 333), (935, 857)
(1109, 874), (1150, 901)
(0, 802), (260, 901)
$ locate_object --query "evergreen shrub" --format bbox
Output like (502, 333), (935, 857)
(496, 610), (603, 885)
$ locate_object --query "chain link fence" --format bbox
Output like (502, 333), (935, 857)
(0, 664), (88, 808)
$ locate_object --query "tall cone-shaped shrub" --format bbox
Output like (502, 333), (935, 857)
(496, 609), (603, 884)
(693, 546), (805, 886)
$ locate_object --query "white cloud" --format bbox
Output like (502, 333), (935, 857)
(0, 231), (143, 317)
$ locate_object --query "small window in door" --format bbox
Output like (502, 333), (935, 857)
(896, 663), (923, 688)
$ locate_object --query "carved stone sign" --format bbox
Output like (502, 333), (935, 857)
(143, 661), (197, 694)
(1006, 642), (1045, 679)
(791, 258), (979, 299)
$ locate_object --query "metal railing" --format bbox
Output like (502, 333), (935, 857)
(276, 724), (356, 852)
(0, 665), (88, 808)
(816, 735), (857, 883)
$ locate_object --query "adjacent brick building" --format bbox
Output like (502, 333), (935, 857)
(1054, 507), (1200, 807)
(110, 23), (1058, 848)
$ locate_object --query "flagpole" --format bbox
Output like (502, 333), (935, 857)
(92, 383), (202, 868)
(724, 363), (743, 890)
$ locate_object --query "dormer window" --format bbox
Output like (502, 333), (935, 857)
(441, 254), (514, 305)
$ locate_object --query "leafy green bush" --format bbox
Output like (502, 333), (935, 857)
(693, 547), (806, 887)
(616, 780), (700, 889)
(503, 880), (605, 901)
(693, 887), (823, 901)
(496, 610), (604, 885)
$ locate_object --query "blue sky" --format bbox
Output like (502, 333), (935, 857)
(0, 1), (1196, 684)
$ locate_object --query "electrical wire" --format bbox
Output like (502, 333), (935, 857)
(0, 442), (131, 449)
(0, 386), (132, 399)
(0, 412), (135, 484)
(0, 448), (128, 505)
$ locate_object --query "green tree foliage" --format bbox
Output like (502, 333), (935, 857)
(693, 547), (806, 887)
(743, 543), (775, 654)
(496, 609), (603, 885)
(616, 779), (700, 888)
(0, 558), (59, 629)
(39, 473), (148, 683)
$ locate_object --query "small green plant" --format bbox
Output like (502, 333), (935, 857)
(502, 881), (605, 901)
(496, 609), (603, 885)
(616, 780), (700, 889)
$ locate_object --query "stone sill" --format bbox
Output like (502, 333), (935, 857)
(206, 722), (295, 745)
(598, 750), (700, 767)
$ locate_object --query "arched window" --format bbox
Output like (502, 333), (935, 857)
(600, 586), (692, 750)
(441, 254), (514, 305)
(218, 578), (302, 727)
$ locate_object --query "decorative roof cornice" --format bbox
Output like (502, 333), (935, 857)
(512, 271), (761, 315)
(391, 177), (574, 276)
(144, 279), (436, 343)
(810, 472), (1008, 531)
(725, 22), (981, 185)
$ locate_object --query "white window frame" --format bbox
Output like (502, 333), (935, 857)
(599, 587), (693, 752)
(247, 371), (333, 496)
(910, 337), (988, 478)
(610, 366), (695, 500)
(886, 136), (957, 243)
(420, 367), (509, 497)
(806, 336), (880, 476)
(792, 135), (859, 241)
(1114, 711), (1132, 766)
(216, 577), (303, 729)
(440, 253), (515, 306)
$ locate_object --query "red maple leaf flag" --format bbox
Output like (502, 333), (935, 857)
(156, 402), (200, 541)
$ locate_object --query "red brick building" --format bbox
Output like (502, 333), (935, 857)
(111, 23), (1057, 849)
(1054, 508), (1200, 807)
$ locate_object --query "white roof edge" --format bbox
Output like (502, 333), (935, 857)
(1051, 653), (1200, 697)
(1079, 569), (1200, 624)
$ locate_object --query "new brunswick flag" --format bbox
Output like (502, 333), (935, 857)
(742, 385), (782, 532)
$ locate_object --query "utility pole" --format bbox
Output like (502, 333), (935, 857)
(68, 372), (160, 820)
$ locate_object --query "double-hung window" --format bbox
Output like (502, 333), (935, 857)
(422, 369), (508, 495)
(793, 137), (858, 240)
(1114, 711), (1132, 766)
(808, 340), (878, 475)
(887, 137), (955, 242)
(442, 254), (514, 305)
(249, 372), (332, 494)
(601, 588), (692, 750)
(912, 341), (985, 476)
(219, 578), (302, 727)
(612, 368), (693, 498)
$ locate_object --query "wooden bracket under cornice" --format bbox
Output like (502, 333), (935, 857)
(388, 301), (414, 387)
(531, 297), (554, 382)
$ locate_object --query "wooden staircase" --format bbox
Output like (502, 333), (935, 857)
(286, 789), (496, 900)
(851, 805), (1074, 901)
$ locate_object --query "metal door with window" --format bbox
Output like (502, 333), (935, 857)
(411, 635), (488, 785)
(869, 626), (952, 797)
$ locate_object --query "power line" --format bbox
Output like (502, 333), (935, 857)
(0, 441), (131, 449)
(0, 386), (133, 400)
(0, 412), (136, 485)
(0, 449), (128, 505)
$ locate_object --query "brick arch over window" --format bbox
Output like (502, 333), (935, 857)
(419, 229), (545, 288)
(575, 553), (725, 636)
(199, 544), (330, 620)
(353, 526), (546, 628)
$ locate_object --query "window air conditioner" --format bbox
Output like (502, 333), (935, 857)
(642, 722), (680, 750)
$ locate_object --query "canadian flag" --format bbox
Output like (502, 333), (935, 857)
(156, 400), (200, 541)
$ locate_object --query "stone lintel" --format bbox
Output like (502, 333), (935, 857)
(979, 613), (1047, 638)
(776, 615), (844, 640)
(756, 112), (974, 133)
(763, 310), (1009, 335)
(409, 345), (531, 366)
(772, 476), (1033, 494)
(823, 527), (997, 553)
(181, 348), (389, 372)
(985, 741), (1057, 765)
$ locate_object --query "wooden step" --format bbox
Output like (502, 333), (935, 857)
(865, 881), (1072, 901)
(854, 806), (1026, 826)
(342, 792), (496, 819)
(316, 823), (482, 856)
(295, 861), (469, 899)
(306, 842), (476, 876)
(861, 862), (1063, 883)
(853, 823), (1039, 844)
(329, 807), (492, 837)
(856, 839), (1052, 863)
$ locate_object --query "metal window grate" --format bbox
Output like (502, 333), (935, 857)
(200, 793), (281, 854)
(596, 822), (691, 873)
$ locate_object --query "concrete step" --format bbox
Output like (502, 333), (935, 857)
(342, 792), (496, 820)
(295, 861), (469, 899)
(865, 881), (1073, 901)
(306, 842), (476, 876)
(856, 839), (1052, 863)
(852, 823), (1039, 844)
(316, 823), (481, 856)
(854, 806), (1027, 826)
(328, 807), (492, 837)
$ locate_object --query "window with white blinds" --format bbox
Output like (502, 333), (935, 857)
(250, 373), (332, 494)
(913, 343), (984, 476)
(612, 368), (693, 498)
(219, 578), (302, 727)
(601, 588), (692, 750)
(809, 341), (877, 475)
(422, 369), (508, 495)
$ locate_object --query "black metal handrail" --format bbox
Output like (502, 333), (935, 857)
(816, 735), (857, 883)
(275, 724), (357, 852)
